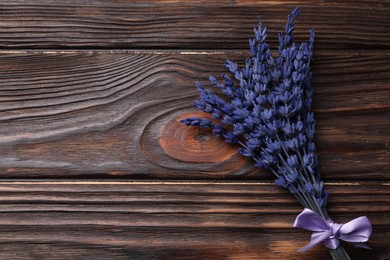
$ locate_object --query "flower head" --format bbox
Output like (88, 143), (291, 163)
(181, 8), (327, 210)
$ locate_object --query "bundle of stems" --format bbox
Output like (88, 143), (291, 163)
(182, 7), (352, 259)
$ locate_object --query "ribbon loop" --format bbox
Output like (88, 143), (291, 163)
(293, 208), (372, 252)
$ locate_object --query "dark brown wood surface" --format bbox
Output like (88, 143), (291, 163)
(0, 0), (388, 50)
(0, 181), (387, 259)
(0, 0), (389, 259)
(0, 50), (388, 180)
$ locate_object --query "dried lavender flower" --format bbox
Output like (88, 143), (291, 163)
(181, 7), (372, 260)
(182, 7), (327, 209)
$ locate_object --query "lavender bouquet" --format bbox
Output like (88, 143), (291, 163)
(181, 8), (372, 260)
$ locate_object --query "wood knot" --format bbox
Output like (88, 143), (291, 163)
(159, 112), (238, 163)
(194, 133), (211, 142)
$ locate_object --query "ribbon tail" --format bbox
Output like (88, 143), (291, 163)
(297, 230), (332, 252)
(352, 242), (371, 250)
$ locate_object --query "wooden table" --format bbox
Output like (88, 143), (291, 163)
(0, 1), (388, 259)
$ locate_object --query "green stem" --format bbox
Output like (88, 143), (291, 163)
(329, 246), (351, 260)
(238, 135), (351, 259)
(312, 203), (351, 260)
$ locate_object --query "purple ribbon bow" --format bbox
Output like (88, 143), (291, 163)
(293, 208), (372, 252)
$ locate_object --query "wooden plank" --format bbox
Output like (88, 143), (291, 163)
(0, 181), (386, 259)
(0, 50), (388, 179)
(0, 1), (388, 50)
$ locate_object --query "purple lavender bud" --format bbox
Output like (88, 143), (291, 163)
(180, 117), (200, 126)
(261, 109), (273, 121)
(295, 120), (304, 132)
(265, 141), (281, 154)
(212, 124), (224, 135)
(261, 152), (275, 166)
(313, 182), (324, 194)
(222, 115), (234, 125)
(211, 109), (222, 119)
(246, 137), (259, 147)
(267, 94), (275, 104)
(245, 90), (256, 103)
(224, 60), (238, 73)
(255, 158), (268, 169)
(240, 78), (248, 89)
(195, 81), (204, 90)
(202, 103), (212, 113)
(191, 119), (200, 126)
(266, 121), (278, 135)
(278, 32), (284, 53)
(287, 155), (298, 168)
(275, 176), (288, 188)
(223, 103), (234, 114)
(223, 132), (238, 143)
(293, 60), (299, 70)
(305, 98), (313, 110)
(253, 105), (261, 117)
(298, 133), (307, 146)
(286, 169), (298, 183)
(262, 74), (271, 84)
(305, 182), (314, 194)
(289, 185), (299, 194)
(284, 35), (292, 46)
(231, 99), (243, 108)
(233, 123), (245, 134)
(306, 127), (315, 139)
(238, 147), (253, 157)
(209, 75), (217, 84)
(309, 29), (315, 51)
(292, 71), (299, 83)
(307, 142), (316, 153)
(223, 74), (233, 83)
(282, 121), (294, 136)
(303, 153), (314, 167)
(291, 7), (300, 17)
(284, 64), (292, 77)
(279, 104), (292, 117)
(319, 191), (329, 207)
(250, 129), (263, 139)
(255, 95), (266, 105)
(271, 69), (281, 81)
(286, 138), (299, 150)
(233, 108), (247, 118)
(199, 119), (213, 129)
(249, 38), (256, 55)
(306, 112), (315, 123)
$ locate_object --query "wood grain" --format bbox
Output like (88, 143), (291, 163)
(0, 50), (388, 179)
(0, 1), (388, 259)
(0, 1), (388, 50)
(0, 181), (386, 259)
